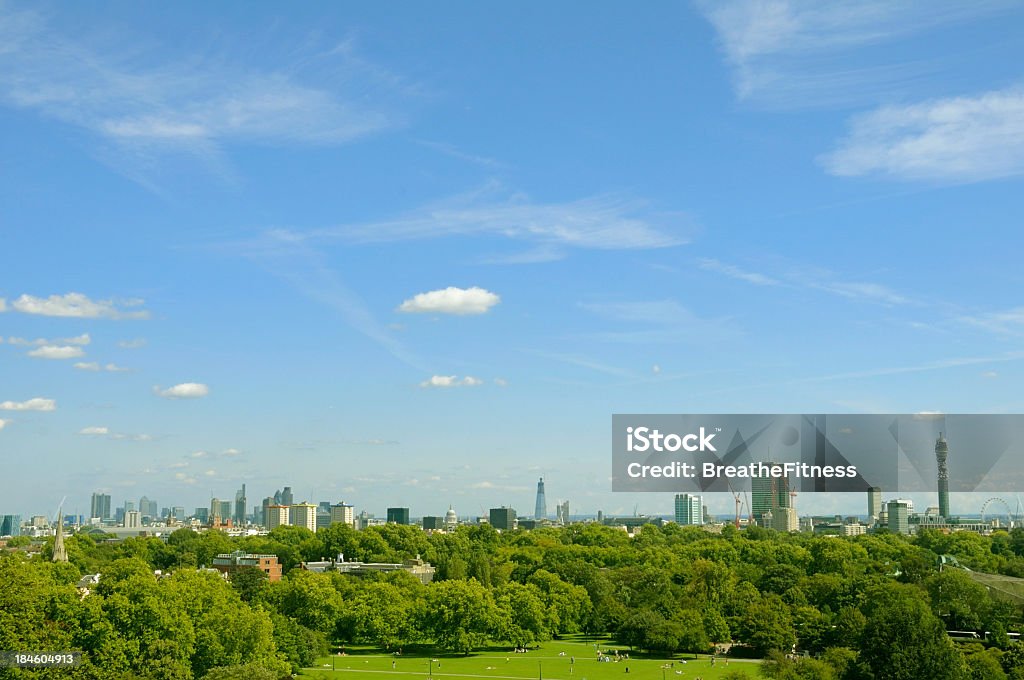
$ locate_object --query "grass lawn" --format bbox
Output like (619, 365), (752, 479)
(300, 638), (760, 680)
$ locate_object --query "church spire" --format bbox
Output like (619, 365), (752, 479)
(52, 507), (68, 563)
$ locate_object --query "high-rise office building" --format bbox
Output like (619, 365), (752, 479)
(887, 500), (910, 535)
(867, 487), (882, 523)
(534, 477), (547, 520)
(281, 487), (294, 507)
(422, 516), (444, 530)
(266, 505), (290, 530)
(387, 507), (410, 525)
(290, 503), (317, 532)
(139, 496), (158, 519)
(771, 507), (798, 533)
(331, 502), (354, 528)
(751, 463), (790, 520)
(556, 500), (570, 525)
(489, 507), (517, 531)
(124, 511), (141, 529)
(234, 484), (247, 525)
(674, 493), (703, 525)
(0, 515), (21, 537)
(90, 492), (111, 520)
(194, 507), (209, 523)
(936, 433), (950, 519)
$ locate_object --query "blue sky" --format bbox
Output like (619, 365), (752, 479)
(3, 1), (1024, 521)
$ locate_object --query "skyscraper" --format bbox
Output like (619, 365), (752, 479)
(90, 492), (111, 520)
(235, 484), (247, 525)
(534, 477), (547, 520)
(936, 433), (950, 519)
(556, 500), (570, 525)
(674, 494), (703, 525)
(751, 463), (790, 520)
(281, 487), (294, 506)
(138, 496), (158, 519)
(867, 487), (882, 523)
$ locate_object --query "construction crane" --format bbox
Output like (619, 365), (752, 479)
(727, 481), (742, 529)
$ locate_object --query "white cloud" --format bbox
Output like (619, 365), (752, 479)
(0, 397), (56, 411)
(652, 364), (662, 375)
(118, 338), (146, 349)
(0, 418), (7, 430)
(154, 382), (209, 399)
(78, 426), (109, 435)
(698, 1), (1011, 107)
(982, 371), (999, 379)
(27, 345), (86, 359)
(74, 361), (130, 372)
(494, 378), (508, 387)
(419, 375), (485, 388)
(12, 293), (149, 319)
(190, 451), (208, 458)
(221, 448), (242, 457)
(0, 298), (5, 312)
(822, 87), (1024, 182)
(10, 333), (91, 347)
(398, 286), (500, 315)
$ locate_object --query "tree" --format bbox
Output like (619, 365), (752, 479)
(494, 581), (549, 647)
(420, 578), (498, 654)
(230, 565), (269, 603)
(348, 580), (420, 649)
(858, 585), (968, 680)
(736, 594), (796, 656)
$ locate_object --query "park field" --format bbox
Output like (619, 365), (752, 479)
(300, 639), (760, 680)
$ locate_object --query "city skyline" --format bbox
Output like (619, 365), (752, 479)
(4, 3), (1024, 519)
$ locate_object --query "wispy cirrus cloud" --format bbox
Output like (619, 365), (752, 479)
(698, 257), (913, 306)
(579, 299), (736, 344)
(958, 307), (1024, 336)
(0, 6), (412, 183)
(279, 182), (689, 253)
(697, 0), (1012, 108)
(698, 258), (782, 286)
(821, 87), (1024, 183)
